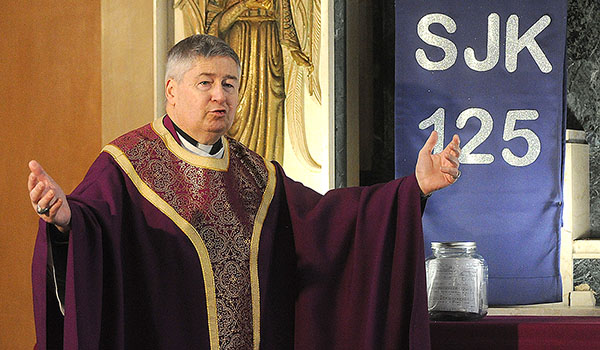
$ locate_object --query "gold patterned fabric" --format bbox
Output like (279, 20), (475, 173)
(108, 118), (272, 350)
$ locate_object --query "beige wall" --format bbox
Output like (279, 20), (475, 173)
(101, 0), (156, 144)
(0, 1), (102, 348)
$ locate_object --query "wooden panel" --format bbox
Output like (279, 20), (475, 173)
(0, 1), (101, 348)
(102, 0), (155, 145)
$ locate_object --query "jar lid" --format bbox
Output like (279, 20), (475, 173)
(431, 241), (476, 249)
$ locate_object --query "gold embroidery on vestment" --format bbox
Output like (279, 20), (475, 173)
(103, 121), (276, 350)
(250, 160), (276, 349)
(102, 144), (220, 350)
(152, 116), (230, 171)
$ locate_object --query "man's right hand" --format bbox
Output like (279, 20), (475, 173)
(28, 160), (72, 233)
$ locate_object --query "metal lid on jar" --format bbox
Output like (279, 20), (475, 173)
(431, 241), (476, 249)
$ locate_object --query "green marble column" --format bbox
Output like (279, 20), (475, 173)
(567, 0), (600, 235)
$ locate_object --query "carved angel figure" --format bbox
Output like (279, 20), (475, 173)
(175, 0), (322, 168)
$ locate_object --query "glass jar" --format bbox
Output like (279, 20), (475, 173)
(426, 241), (488, 321)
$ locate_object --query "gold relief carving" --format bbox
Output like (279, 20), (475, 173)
(174, 0), (207, 35)
(175, 0), (322, 169)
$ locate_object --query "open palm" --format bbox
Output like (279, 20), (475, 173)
(415, 131), (461, 195)
(27, 160), (72, 233)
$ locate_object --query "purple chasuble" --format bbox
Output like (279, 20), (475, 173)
(32, 116), (430, 349)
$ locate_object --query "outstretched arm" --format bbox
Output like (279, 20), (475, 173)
(28, 160), (71, 233)
(415, 131), (461, 196)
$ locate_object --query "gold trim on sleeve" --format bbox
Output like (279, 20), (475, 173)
(102, 144), (220, 350)
(250, 160), (276, 350)
(151, 116), (230, 171)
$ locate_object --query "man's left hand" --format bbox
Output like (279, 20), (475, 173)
(415, 131), (461, 196)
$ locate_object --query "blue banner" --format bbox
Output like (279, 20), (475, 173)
(395, 1), (567, 304)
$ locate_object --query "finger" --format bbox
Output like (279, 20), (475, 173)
(454, 145), (461, 158)
(444, 153), (460, 167)
(30, 177), (56, 204)
(37, 189), (56, 213)
(28, 172), (40, 192)
(443, 138), (461, 158)
(450, 143), (461, 157)
(29, 160), (46, 178)
(421, 131), (439, 154)
(29, 160), (59, 193)
(47, 198), (63, 218)
(30, 181), (46, 203)
(450, 134), (460, 148)
(30, 160), (57, 191)
(441, 167), (461, 180)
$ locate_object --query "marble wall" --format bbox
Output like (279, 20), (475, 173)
(573, 259), (600, 305)
(567, 0), (600, 235)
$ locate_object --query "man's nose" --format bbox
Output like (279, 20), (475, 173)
(211, 85), (226, 102)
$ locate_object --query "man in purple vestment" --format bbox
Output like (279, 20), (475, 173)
(28, 34), (461, 350)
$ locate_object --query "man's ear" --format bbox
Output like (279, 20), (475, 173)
(165, 78), (177, 104)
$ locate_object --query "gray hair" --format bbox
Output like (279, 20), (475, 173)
(165, 34), (241, 83)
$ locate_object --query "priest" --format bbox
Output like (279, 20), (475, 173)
(28, 34), (461, 350)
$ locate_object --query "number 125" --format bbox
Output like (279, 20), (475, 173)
(419, 107), (541, 167)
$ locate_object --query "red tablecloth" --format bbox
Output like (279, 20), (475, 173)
(430, 316), (600, 349)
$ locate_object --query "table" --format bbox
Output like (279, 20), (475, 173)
(430, 316), (600, 349)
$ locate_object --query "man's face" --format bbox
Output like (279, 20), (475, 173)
(166, 56), (240, 144)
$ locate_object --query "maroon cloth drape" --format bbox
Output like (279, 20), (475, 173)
(282, 169), (430, 349)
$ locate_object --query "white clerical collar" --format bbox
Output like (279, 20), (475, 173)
(177, 131), (225, 159)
